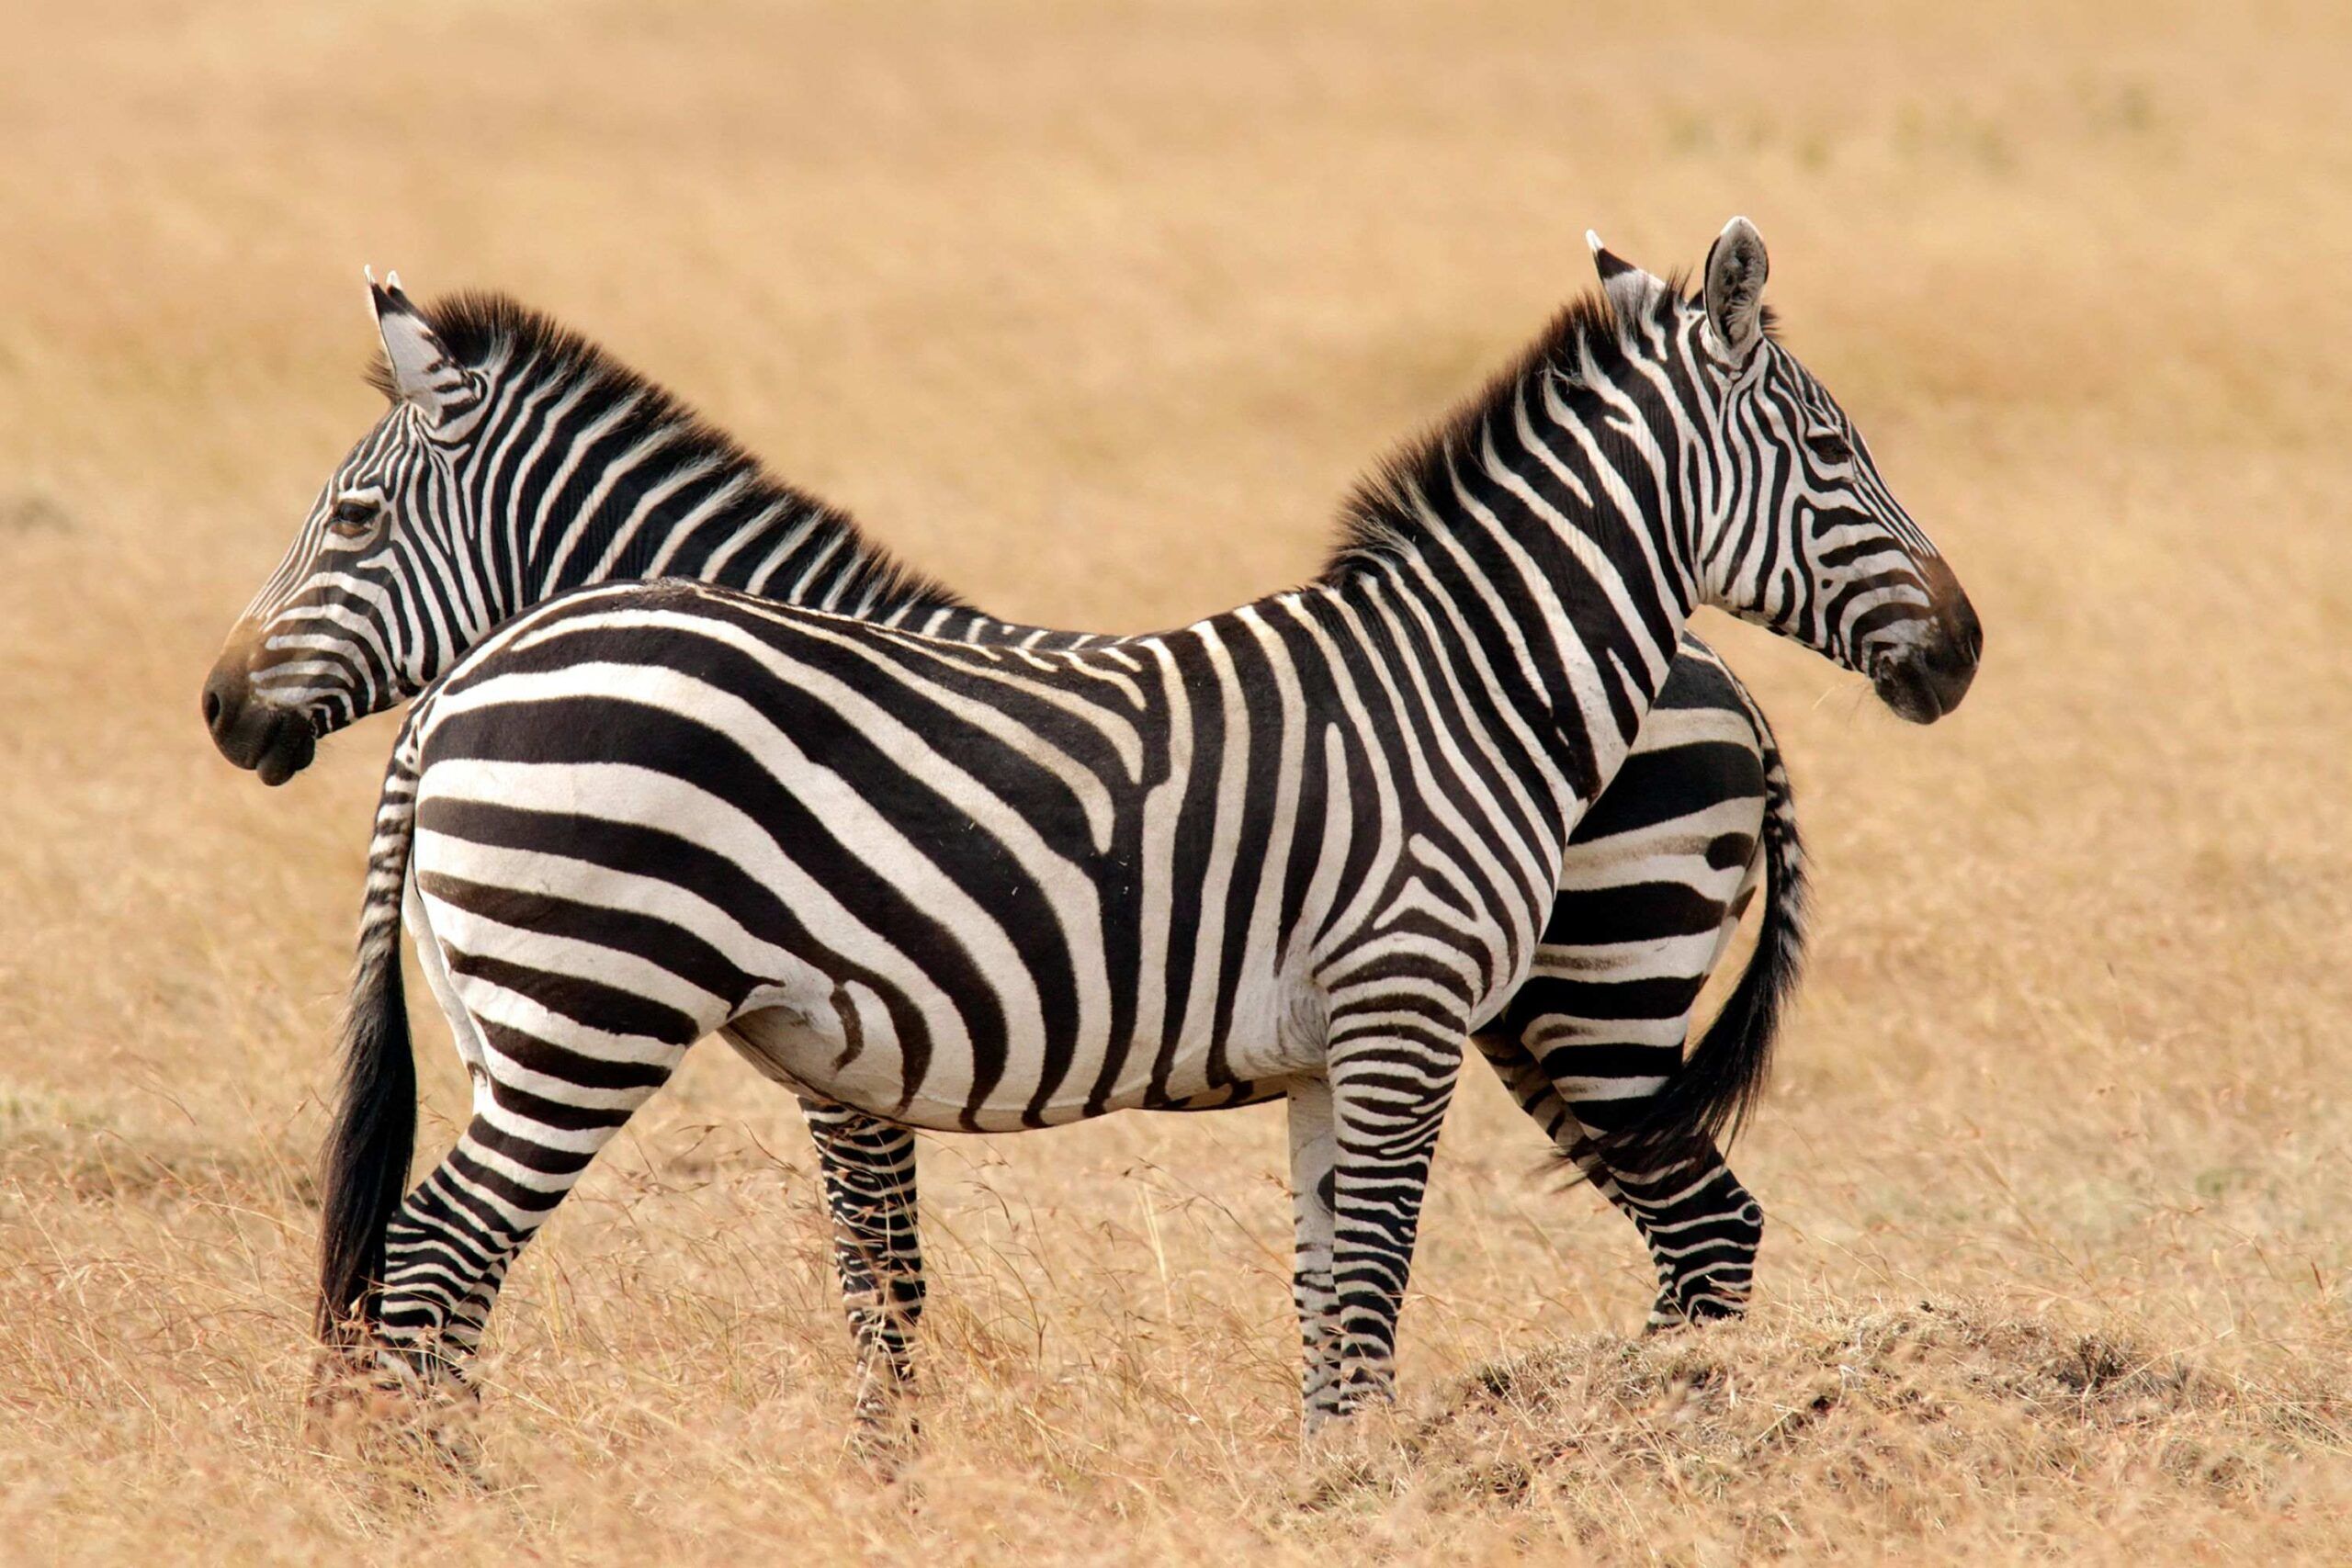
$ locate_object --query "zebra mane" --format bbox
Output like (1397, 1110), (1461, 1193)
(368, 289), (972, 616)
(1326, 273), (1705, 581)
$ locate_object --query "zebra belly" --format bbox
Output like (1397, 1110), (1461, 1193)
(722, 968), (1318, 1133)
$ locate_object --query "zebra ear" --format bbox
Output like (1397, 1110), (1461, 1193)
(1588, 231), (1668, 328)
(367, 269), (476, 423)
(1702, 217), (1770, 363)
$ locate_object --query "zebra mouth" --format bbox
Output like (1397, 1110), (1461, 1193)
(1871, 566), (1984, 726)
(253, 719), (320, 786)
(1874, 662), (1951, 724)
(1871, 639), (1976, 725)
(202, 673), (321, 784)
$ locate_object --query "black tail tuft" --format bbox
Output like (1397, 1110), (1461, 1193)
(315, 754), (421, 1344)
(1590, 747), (1807, 1178)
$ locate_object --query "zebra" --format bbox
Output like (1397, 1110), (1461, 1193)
(201, 268), (1811, 1359)
(301, 219), (1980, 1429)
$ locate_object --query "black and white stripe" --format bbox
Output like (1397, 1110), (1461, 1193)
(307, 220), (1979, 1428)
(203, 269), (1836, 1374)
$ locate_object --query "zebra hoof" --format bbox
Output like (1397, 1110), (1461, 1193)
(849, 1406), (922, 1468)
(307, 1340), (484, 1481)
(1644, 1291), (1747, 1335)
(309, 1395), (486, 1490)
(1300, 1389), (1405, 1452)
(1292, 1401), (1412, 1510)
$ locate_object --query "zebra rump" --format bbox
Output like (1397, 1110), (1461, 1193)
(1585, 734), (1806, 1179)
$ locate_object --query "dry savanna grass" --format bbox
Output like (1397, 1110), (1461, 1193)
(3, 1), (2349, 1561)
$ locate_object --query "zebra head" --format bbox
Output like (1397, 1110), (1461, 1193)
(1598, 219), (1981, 723)
(202, 275), (503, 783)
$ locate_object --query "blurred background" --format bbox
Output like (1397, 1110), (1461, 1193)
(2, 2), (2347, 1561)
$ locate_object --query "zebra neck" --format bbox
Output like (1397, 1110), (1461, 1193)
(1324, 372), (1701, 807)
(493, 384), (968, 629)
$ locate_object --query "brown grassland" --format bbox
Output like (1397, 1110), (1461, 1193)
(4, 1), (2350, 1561)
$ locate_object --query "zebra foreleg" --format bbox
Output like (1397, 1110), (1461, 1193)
(799, 1100), (925, 1434)
(1317, 1021), (1464, 1430)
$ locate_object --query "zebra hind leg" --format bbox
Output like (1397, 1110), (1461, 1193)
(369, 1066), (683, 1388)
(1608, 1152), (1763, 1331)
(1547, 857), (1776, 1329)
(311, 1066), (677, 1476)
(355, 946), (695, 1402)
(800, 1101), (925, 1440)
(1497, 785), (1781, 1328)
(1476, 1036), (1763, 1330)
(320, 867), (696, 1401)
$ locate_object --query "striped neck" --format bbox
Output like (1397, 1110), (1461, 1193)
(1319, 297), (1704, 803)
(467, 357), (968, 637)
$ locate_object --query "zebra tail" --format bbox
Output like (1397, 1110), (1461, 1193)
(314, 724), (423, 1344)
(1594, 728), (1808, 1178)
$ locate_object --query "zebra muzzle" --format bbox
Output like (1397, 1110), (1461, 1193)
(1871, 566), (1981, 725)
(1871, 620), (1979, 724)
(201, 635), (320, 784)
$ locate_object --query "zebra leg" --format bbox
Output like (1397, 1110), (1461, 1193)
(1602, 1148), (1761, 1331)
(1479, 1033), (1761, 1329)
(799, 1100), (925, 1430)
(367, 905), (695, 1382)
(1547, 982), (1764, 1330)
(1317, 1025), (1464, 1427)
(1284, 1078), (1341, 1416)
(1576, 825), (1784, 1328)
(1502, 749), (1797, 1326)
(373, 1029), (685, 1382)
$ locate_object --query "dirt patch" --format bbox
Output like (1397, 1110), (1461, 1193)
(0, 492), (72, 535)
(1302, 1302), (2351, 1558)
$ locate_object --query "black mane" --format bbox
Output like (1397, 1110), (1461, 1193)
(1325, 274), (1703, 582)
(373, 289), (971, 615)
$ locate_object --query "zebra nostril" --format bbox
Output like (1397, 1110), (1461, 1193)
(202, 690), (221, 728)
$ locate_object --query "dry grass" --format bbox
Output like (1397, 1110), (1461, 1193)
(4, 0), (2350, 1561)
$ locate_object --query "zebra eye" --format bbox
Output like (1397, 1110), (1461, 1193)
(1805, 431), (1853, 466)
(327, 496), (382, 539)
